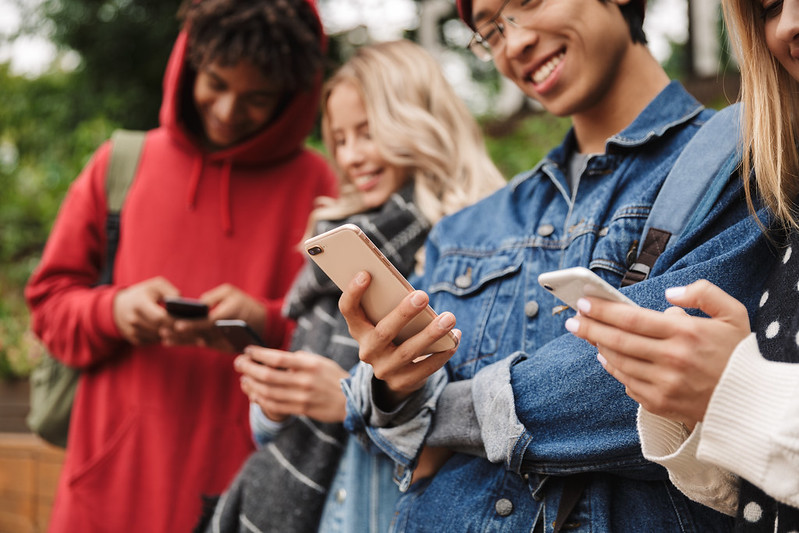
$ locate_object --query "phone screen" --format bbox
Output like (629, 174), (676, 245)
(214, 319), (265, 352)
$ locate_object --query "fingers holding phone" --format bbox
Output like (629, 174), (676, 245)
(114, 277), (180, 345)
(237, 349), (351, 423)
(160, 296), (214, 347)
(339, 271), (460, 408)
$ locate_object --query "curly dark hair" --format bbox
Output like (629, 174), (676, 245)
(180, 0), (324, 93)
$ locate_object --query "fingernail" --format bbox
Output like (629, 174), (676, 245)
(438, 312), (455, 330)
(597, 353), (608, 367)
(665, 286), (686, 299)
(410, 291), (426, 307)
(565, 317), (579, 333)
(576, 298), (591, 313)
(355, 271), (368, 285)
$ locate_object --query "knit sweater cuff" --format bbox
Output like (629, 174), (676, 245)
(697, 333), (799, 507)
(638, 408), (739, 515)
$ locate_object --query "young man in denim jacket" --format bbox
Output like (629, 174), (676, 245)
(338, 0), (773, 531)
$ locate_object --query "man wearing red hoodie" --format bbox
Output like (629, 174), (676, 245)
(25, 0), (337, 531)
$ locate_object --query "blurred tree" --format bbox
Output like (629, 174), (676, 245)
(15, 0), (182, 130)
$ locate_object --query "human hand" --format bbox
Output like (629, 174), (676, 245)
(565, 279), (751, 427)
(338, 271), (460, 409)
(113, 277), (179, 345)
(235, 348), (351, 423)
(162, 283), (266, 351)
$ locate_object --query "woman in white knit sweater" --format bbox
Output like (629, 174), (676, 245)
(565, 0), (799, 529)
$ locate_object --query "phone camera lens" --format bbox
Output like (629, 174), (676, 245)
(307, 246), (324, 256)
(543, 284), (554, 291)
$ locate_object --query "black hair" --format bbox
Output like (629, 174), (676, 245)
(613, 1), (647, 45)
(180, 0), (324, 93)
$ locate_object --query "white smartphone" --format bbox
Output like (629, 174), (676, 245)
(304, 224), (458, 354)
(537, 267), (637, 310)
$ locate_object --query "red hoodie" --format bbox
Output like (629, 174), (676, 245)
(25, 5), (337, 531)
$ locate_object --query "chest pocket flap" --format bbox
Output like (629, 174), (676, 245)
(427, 248), (524, 365)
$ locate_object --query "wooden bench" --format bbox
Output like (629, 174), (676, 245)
(0, 433), (64, 533)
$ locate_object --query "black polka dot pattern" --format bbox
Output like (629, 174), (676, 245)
(734, 235), (799, 531)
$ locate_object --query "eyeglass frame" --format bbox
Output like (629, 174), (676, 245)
(466, 0), (537, 62)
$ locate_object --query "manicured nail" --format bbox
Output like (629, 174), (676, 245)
(438, 312), (455, 330)
(565, 317), (580, 333)
(410, 291), (427, 307)
(355, 271), (369, 285)
(597, 353), (608, 367)
(665, 286), (686, 299)
(576, 298), (591, 313)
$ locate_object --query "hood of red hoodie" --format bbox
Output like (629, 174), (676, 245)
(158, 0), (325, 166)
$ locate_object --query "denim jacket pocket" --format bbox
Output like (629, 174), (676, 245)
(585, 204), (651, 279)
(427, 248), (524, 373)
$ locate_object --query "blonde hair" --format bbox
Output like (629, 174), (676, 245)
(722, 0), (799, 229)
(311, 40), (505, 267)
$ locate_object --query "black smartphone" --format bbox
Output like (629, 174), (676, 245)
(214, 319), (266, 352)
(164, 296), (209, 319)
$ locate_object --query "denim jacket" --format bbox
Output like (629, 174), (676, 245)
(343, 82), (776, 532)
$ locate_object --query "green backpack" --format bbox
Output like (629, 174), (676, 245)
(27, 129), (146, 448)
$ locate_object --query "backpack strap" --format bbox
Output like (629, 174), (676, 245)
(621, 103), (742, 287)
(96, 129), (146, 285)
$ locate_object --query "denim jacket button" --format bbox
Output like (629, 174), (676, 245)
(335, 488), (347, 503)
(524, 300), (539, 318)
(455, 267), (473, 288)
(537, 224), (555, 237)
(495, 498), (513, 517)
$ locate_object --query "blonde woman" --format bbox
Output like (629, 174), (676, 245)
(567, 0), (799, 529)
(204, 40), (505, 533)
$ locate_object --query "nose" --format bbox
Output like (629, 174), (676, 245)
(501, 19), (538, 61)
(776, 0), (799, 44)
(336, 138), (365, 170)
(214, 94), (240, 123)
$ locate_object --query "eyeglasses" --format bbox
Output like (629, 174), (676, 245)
(467, 0), (545, 62)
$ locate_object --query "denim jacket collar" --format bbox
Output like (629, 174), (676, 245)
(513, 81), (704, 192)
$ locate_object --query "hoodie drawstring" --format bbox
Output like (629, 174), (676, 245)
(220, 160), (233, 235)
(187, 155), (203, 210)
(186, 155), (234, 235)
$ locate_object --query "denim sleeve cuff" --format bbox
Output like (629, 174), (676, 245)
(342, 361), (448, 491)
(249, 402), (293, 448)
(425, 380), (485, 457)
(638, 407), (738, 515)
(472, 352), (528, 468)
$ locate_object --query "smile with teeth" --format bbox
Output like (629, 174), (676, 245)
(531, 51), (565, 85)
(353, 170), (382, 189)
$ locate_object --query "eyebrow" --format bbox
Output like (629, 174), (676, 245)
(332, 120), (369, 132)
(473, 7), (492, 25)
(203, 67), (283, 97)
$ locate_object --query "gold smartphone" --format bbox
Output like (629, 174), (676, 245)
(304, 224), (458, 354)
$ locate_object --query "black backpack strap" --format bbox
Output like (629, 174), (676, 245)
(96, 129), (146, 285)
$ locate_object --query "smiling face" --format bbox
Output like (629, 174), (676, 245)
(193, 59), (284, 150)
(762, 0), (799, 82)
(326, 81), (408, 210)
(471, 0), (635, 118)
